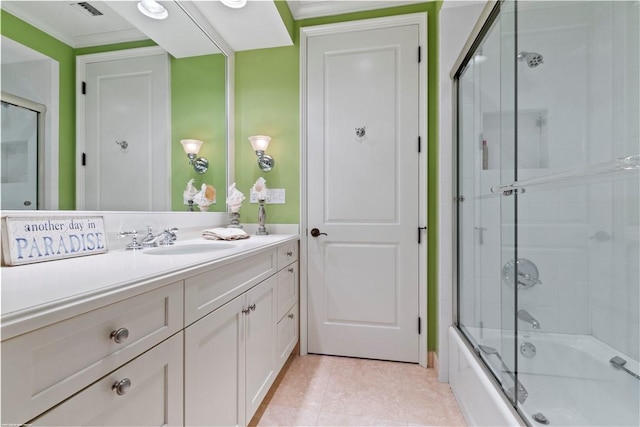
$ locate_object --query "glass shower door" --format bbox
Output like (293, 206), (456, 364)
(513, 1), (640, 425)
(1, 100), (40, 209)
(456, 0), (519, 402)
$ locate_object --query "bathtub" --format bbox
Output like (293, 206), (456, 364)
(449, 326), (640, 426)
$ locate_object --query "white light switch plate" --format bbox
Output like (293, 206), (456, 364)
(249, 188), (285, 204)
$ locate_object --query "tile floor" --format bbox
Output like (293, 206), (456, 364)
(249, 354), (467, 426)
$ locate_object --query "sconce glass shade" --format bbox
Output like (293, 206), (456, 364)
(180, 139), (208, 174)
(181, 139), (203, 155)
(137, 0), (169, 20)
(248, 135), (274, 172)
(248, 135), (271, 152)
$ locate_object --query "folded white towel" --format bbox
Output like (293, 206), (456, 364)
(202, 227), (249, 241)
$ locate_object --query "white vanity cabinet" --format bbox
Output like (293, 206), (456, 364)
(30, 332), (184, 426)
(184, 241), (299, 426)
(184, 258), (279, 425)
(1, 236), (299, 427)
(1, 282), (183, 425)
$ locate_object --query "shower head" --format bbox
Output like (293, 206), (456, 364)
(518, 51), (544, 68)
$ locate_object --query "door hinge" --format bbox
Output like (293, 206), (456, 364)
(418, 317), (422, 335)
(82, 81), (86, 95)
(81, 152), (86, 166)
(418, 46), (422, 63)
(418, 226), (427, 244)
(418, 136), (422, 153)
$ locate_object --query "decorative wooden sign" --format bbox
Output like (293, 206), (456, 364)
(1, 216), (108, 266)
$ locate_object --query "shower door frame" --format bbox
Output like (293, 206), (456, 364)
(450, 0), (527, 422)
(1, 91), (46, 210)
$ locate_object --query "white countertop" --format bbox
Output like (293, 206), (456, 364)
(1, 234), (298, 339)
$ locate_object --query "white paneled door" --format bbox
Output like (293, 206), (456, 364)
(306, 23), (421, 363)
(81, 50), (169, 211)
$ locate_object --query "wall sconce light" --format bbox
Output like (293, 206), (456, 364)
(248, 135), (275, 172)
(180, 139), (208, 174)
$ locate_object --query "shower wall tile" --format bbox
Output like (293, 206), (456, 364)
(557, 255), (588, 283)
(558, 306), (590, 335)
(479, 277), (501, 303)
(558, 282), (589, 308)
(628, 322), (640, 361)
(480, 302), (502, 330)
(590, 308), (612, 343)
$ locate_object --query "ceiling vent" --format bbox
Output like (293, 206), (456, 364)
(71, 2), (104, 17)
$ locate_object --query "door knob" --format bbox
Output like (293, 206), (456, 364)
(310, 228), (327, 237)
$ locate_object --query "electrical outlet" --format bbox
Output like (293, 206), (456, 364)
(249, 188), (285, 204)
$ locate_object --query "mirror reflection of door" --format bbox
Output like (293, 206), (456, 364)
(1, 95), (45, 210)
(78, 48), (170, 211)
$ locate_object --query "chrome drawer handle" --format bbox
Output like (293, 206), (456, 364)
(249, 304), (256, 311)
(110, 327), (129, 344)
(287, 250), (293, 257)
(288, 267), (295, 273)
(288, 313), (295, 319)
(112, 378), (131, 395)
(242, 307), (251, 315)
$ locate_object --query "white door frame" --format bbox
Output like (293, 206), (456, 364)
(75, 46), (170, 210)
(300, 13), (428, 367)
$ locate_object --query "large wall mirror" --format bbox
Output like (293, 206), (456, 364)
(0, 0), (233, 212)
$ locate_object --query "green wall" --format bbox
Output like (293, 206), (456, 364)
(171, 54), (227, 211)
(1, 10), (76, 209)
(234, 2), (441, 351)
(234, 46), (300, 224)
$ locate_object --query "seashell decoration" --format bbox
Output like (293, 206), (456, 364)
(193, 183), (216, 212)
(226, 182), (245, 213)
(183, 179), (197, 205)
(252, 177), (268, 201)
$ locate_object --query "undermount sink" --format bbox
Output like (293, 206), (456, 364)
(143, 243), (235, 255)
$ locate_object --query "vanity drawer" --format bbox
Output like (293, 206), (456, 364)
(277, 261), (298, 321)
(276, 304), (298, 371)
(31, 332), (184, 426)
(277, 242), (298, 270)
(184, 249), (277, 325)
(1, 282), (183, 426)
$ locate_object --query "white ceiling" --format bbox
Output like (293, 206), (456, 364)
(1, 1), (433, 56)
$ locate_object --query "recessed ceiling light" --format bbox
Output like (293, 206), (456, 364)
(220, 0), (247, 9)
(137, 0), (168, 20)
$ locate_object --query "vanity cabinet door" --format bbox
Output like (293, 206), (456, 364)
(184, 275), (277, 427)
(276, 304), (299, 372)
(184, 249), (277, 326)
(277, 242), (298, 270)
(30, 332), (183, 426)
(276, 261), (298, 321)
(245, 276), (278, 422)
(185, 294), (246, 427)
(1, 282), (183, 426)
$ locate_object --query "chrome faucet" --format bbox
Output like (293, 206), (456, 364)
(141, 226), (179, 247)
(518, 309), (540, 329)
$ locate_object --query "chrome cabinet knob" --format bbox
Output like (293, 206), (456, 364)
(112, 378), (131, 395)
(288, 313), (295, 319)
(242, 307), (251, 315)
(249, 304), (256, 311)
(288, 267), (295, 273)
(287, 250), (293, 257)
(110, 328), (129, 344)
